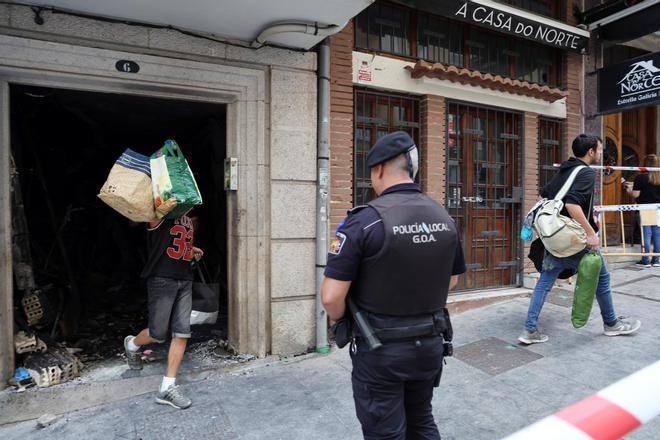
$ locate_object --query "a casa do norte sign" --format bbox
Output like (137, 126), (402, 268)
(420, 0), (590, 53)
(598, 51), (660, 114)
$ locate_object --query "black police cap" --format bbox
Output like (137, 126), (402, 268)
(366, 131), (415, 168)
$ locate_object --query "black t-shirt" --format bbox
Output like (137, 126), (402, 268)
(633, 173), (660, 204)
(140, 215), (195, 280)
(324, 183), (466, 281)
(541, 158), (598, 232)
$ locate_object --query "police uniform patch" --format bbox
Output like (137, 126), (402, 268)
(329, 232), (347, 255)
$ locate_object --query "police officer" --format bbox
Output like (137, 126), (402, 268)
(321, 131), (466, 439)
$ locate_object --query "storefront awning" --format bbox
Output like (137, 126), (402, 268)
(393, 0), (590, 53)
(17, 0), (373, 49)
(588, 0), (660, 43)
(406, 60), (568, 102)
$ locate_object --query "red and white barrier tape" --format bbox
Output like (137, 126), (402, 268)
(553, 164), (660, 172)
(503, 360), (660, 440)
(593, 203), (660, 212)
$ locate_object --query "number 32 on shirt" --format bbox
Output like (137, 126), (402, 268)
(167, 224), (194, 261)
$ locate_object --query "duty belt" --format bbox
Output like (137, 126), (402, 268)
(364, 310), (450, 343)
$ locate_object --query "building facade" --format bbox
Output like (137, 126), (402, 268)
(328, 0), (588, 292)
(0, 1), (371, 385)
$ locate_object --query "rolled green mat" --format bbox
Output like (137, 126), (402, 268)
(572, 252), (602, 328)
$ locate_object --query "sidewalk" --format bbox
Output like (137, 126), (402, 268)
(2, 262), (659, 439)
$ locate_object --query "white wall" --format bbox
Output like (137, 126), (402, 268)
(352, 51), (567, 118)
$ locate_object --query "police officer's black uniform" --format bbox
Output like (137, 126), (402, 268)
(325, 131), (466, 439)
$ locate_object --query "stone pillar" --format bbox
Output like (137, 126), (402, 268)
(269, 68), (319, 355)
(0, 81), (13, 387)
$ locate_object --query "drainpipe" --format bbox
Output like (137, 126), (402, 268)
(315, 38), (331, 354)
(251, 22), (342, 48)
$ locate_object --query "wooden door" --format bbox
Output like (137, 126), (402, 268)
(621, 107), (658, 242)
(603, 113), (622, 244)
(603, 108), (658, 244)
(446, 102), (522, 291)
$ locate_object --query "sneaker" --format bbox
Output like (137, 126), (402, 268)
(603, 317), (641, 336)
(124, 335), (143, 370)
(518, 329), (549, 345)
(635, 260), (651, 268)
(155, 385), (192, 409)
(652, 262), (660, 268)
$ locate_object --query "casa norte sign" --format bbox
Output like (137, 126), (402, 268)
(598, 51), (660, 114)
(424, 0), (590, 53)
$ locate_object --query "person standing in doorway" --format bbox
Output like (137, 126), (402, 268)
(626, 154), (660, 268)
(321, 131), (466, 439)
(124, 214), (203, 409)
(519, 134), (641, 344)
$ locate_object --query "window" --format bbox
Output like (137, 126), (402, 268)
(417, 14), (463, 66)
(355, 2), (564, 88)
(538, 118), (563, 190)
(466, 29), (512, 78)
(355, 2), (411, 56)
(354, 90), (420, 206)
(516, 42), (557, 85)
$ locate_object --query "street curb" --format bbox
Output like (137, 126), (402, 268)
(0, 352), (321, 426)
(447, 287), (531, 315)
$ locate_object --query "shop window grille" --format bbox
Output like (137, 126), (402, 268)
(354, 90), (420, 206)
(538, 118), (563, 190)
(417, 13), (463, 66)
(355, 2), (411, 56)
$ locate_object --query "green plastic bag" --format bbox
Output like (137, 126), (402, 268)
(151, 140), (203, 219)
(571, 252), (602, 328)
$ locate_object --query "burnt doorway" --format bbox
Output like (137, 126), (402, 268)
(446, 102), (523, 291)
(9, 84), (229, 377)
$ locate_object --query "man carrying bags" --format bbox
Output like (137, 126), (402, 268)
(519, 134), (641, 344)
(123, 213), (203, 409)
(122, 140), (204, 409)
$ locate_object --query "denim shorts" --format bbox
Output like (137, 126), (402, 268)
(147, 276), (192, 343)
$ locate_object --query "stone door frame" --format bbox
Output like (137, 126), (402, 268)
(0, 34), (270, 384)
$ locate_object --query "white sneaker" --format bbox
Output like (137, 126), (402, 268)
(603, 317), (641, 336)
(155, 385), (192, 409)
(124, 335), (143, 370)
(518, 329), (549, 345)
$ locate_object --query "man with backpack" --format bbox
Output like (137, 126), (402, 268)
(519, 134), (641, 344)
